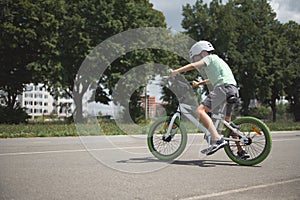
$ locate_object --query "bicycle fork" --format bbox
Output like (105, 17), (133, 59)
(163, 112), (181, 141)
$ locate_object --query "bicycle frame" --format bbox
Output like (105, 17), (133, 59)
(165, 101), (248, 146)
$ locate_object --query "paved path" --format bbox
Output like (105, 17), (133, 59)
(0, 131), (300, 200)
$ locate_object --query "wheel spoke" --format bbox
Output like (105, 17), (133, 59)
(151, 120), (183, 156)
(226, 121), (269, 162)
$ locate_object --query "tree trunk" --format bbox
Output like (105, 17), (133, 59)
(6, 88), (18, 109)
(73, 91), (84, 123)
(292, 94), (300, 121)
(72, 80), (90, 124)
(270, 96), (277, 122)
(242, 98), (250, 116)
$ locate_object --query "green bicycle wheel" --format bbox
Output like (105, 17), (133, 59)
(224, 117), (272, 166)
(147, 116), (187, 161)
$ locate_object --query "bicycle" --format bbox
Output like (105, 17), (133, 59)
(147, 77), (272, 166)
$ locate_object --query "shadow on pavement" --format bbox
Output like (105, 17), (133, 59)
(117, 157), (260, 168)
(171, 159), (238, 167)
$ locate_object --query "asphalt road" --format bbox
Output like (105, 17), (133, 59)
(0, 131), (300, 200)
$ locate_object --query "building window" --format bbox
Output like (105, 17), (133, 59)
(26, 93), (33, 98)
(34, 109), (43, 114)
(26, 85), (34, 91)
(33, 94), (42, 98)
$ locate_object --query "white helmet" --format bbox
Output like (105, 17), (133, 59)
(189, 40), (214, 61)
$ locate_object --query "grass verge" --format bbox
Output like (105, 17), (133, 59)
(265, 120), (300, 131)
(0, 120), (299, 138)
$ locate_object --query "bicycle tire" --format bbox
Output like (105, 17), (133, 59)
(147, 116), (187, 161)
(224, 117), (272, 166)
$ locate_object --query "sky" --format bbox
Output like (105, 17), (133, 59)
(150, 0), (300, 31)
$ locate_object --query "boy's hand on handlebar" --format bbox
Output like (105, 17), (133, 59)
(192, 79), (210, 88)
(169, 69), (179, 77)
(192, 81), (200, 88)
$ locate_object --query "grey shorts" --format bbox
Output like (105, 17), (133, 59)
(202, 84), (239, 117)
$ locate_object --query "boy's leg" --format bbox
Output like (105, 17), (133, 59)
(198, 86), (226, 142)
(198, 87), (228, 155)
(225, 115), (250, 158)
(223, 85), (249, 158)
(224, 92), (243, 151)
(225, 116), (231, 122)
(225, 115), (242, 152)
(197, 104), (227, 155)
(197, 104), (221, 141)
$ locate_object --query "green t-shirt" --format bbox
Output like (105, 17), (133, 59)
(202, 54), (237, 87)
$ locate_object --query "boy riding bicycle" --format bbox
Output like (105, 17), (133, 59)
(170, 40), (249, 158)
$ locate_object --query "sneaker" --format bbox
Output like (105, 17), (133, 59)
(206, 138), (227, 156)
(237, 150), (250, 159)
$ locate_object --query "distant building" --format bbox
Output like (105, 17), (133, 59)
(0, 90), (6, 106)
(141, 95), (167, 119)
(18, 83), (74, 119)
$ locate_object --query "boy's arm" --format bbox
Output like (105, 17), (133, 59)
(192, 79), (210, 88)
(170, 60), (206, 76)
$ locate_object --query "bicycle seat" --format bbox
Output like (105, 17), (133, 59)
(227, 95), (238, 104)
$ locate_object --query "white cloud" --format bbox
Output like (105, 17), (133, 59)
(150, 0), (300, 31)
(150, 0), (202, 31)
(269, 0), (300, 23)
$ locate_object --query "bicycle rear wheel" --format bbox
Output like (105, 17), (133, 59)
(147, 116), (187, 161)
(224, 117), (272, 166)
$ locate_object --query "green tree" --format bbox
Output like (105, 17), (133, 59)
(0, 0), (65, 111)
(282, 21), (300, 121)
(33, 0), (166, 122)
(224, 0), (278, 118)
(91, 0), (167, 122)
(262, 21), (290, 122)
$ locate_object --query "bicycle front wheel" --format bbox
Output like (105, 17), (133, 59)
(147, 117), (187, 161)
(224, 117), (272, 166)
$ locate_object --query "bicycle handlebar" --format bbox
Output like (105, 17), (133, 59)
(161, 76), (196, 89)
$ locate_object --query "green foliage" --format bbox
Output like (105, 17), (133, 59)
(266, 121), (300, 131)
(0, 123), (77, 138)
(0, 105), (29, 124)
(57, 0), (166, 122)
(276, 103), (287, 116)
(249, 106), (271, 120)
(282, 21), (300, 121)
(0, 0), (65, 109)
